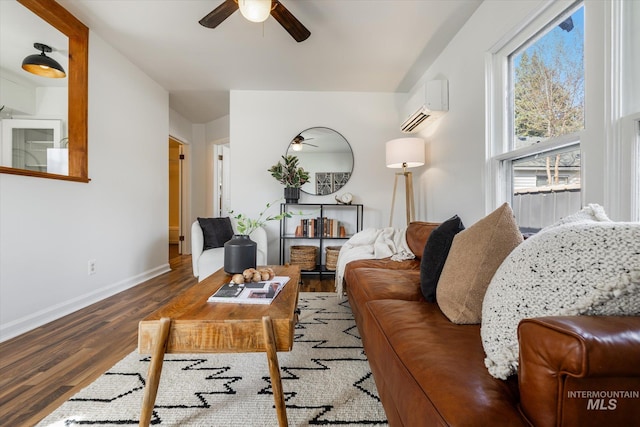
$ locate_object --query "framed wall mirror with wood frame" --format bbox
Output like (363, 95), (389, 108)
(0, 0), (89, 182)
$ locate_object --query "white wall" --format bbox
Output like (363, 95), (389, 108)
(205, 115), (230, 218)
(407, 0), (544, 226)
(169, 108), (192, 144)
(205, 115), (230, 143)
(190, 123), (207, 222)
(229, 90), (408, 264)
(184, 115), (230, 223)
(0, 31), (170, 341)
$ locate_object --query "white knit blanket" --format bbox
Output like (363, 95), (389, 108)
(334, 227), (415, 298)
(481, 204), (640, 379)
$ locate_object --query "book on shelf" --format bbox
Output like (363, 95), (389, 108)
(297, 217), (342, 238)
(207, 276), (290, 304)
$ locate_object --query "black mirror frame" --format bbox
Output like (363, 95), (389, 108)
(0, 0), (89, 182)
(286, 127), (354, 196)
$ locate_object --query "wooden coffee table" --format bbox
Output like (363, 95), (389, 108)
(137, 265), (301, 427)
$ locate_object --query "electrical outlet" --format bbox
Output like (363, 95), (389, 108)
(88, 259), (96, 275)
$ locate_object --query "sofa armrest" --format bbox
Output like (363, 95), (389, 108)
(518, 316), (640, 427)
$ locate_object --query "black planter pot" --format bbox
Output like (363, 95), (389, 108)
(224, 234), (257, 274)
(284, 187), (300, 203)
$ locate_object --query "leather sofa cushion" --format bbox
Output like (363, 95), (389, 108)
(345, 257), (420, 272)
(366, 299), (526, 426)
(406, 221), (441, 259)
(347, 268), (423, 302)
(346, 268), (423, 338)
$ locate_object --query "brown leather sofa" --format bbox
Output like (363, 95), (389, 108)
(344, 222), (640, 426)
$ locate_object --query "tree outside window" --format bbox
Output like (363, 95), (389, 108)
(506, 4), (584, 230)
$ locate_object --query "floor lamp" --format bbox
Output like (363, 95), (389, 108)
(386, 137), (425, 226)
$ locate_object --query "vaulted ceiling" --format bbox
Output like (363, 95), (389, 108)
(53, 0), (482, 124)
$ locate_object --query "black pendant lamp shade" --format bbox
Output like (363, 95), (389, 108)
(22, 43), (66, 78)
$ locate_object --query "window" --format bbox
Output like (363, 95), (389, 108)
(492, 2), (584, 231)
(510, 145), (581, 232)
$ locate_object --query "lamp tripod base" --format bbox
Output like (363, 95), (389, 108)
(389, 170), (415, 227)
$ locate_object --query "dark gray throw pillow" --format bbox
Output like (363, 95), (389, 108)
(420, 215), (465, 302)
(198, 217), (234, 250)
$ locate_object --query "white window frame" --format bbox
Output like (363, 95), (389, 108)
(634, 117), (640, 221)
(486, 1), (585, 217)
(621, 113), (640, 221)
(616, 0), (640, 221)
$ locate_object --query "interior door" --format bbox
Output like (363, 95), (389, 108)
(169, 137), (182, 258)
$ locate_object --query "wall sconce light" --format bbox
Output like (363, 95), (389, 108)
(22, 43), (66, 78)
(386, 137), (425, 226)
(238, 0), (272, 23)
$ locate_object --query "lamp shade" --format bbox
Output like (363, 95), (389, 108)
(385, 138), (425, 169)
(21, 43), (66, 79)
(238, 0), (272, 23)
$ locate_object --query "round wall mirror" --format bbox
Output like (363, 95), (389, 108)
(286, 127), (354, 196)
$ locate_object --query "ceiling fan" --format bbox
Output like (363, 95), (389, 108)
(199, 0), (311, 42)
(291, 134), (317, 151)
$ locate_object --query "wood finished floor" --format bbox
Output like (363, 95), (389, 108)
(0, 255), (335, 427)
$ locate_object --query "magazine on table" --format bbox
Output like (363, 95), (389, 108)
(207, 276), (290, 304)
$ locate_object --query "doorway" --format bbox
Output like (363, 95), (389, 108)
(212, 141), (230, 217)
(169, 137), (183, 260)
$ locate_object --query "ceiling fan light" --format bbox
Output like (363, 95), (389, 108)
(291, 142), (302, 151)
(21, 43), (66, 79)
(238, 0), (272, 23)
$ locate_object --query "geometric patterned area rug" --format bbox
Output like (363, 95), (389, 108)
(37, 293), (388, 426)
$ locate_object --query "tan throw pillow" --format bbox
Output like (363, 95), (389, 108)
(436, 203), (523, 324)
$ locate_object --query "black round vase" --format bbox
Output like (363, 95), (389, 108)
(224, 234), (257, 274)
(284, 187), (300, 203)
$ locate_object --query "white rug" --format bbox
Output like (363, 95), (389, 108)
(37, 293), (388, 426)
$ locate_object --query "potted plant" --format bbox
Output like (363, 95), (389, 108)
(268, 155), (310, 203)
(228, 199), (292, 236)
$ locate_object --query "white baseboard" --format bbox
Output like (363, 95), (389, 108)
(0, 263), (172, 343)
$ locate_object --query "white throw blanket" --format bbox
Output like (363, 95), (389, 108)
(334, 227), (415, 298)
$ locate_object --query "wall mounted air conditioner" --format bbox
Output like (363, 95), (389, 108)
(400, 80), (449, 133)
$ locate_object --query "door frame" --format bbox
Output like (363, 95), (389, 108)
(211, 138), (230, 218)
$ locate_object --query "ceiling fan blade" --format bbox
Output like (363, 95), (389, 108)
(271, 0), (310, 42)
(199, 0), (238, 29)
(303, 143), (318, 147)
